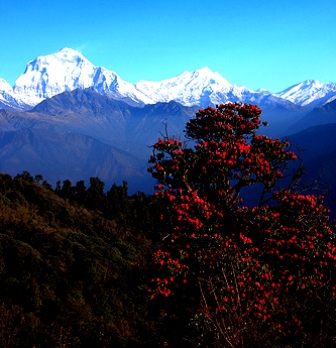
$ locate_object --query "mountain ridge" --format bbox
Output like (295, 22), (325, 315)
(1, 47), (335, 111)
(0, 88), (335, 192)
(0, 89), (200, 192)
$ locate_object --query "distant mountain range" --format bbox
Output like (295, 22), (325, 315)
(0, 48), (336, 216)
(1, 48), (336, 111)
(0, 88), (199, 192)
(0, 87), (335, 192)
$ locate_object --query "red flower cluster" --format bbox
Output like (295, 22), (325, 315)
(147, 102), (336, 344)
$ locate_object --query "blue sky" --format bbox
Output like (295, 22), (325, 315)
(1, 0), (335, 93)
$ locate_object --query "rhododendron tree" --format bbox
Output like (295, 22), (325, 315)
(148, 103), (336, 347)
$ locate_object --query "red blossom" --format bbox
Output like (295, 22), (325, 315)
(147, 102), (336, 344)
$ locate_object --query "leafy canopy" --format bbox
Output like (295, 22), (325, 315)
(148, 103), (336, 347)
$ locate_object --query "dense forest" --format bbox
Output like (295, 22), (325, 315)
(1, 103), (336, 347)
(0, 171), (164, 347)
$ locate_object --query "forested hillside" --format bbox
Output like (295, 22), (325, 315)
(0, 171), (163, 347)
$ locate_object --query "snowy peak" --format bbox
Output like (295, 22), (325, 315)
(13, 47), (97, 100)
(48, 47), (88, 62)
(186, 66), (231, 87)
(0, 78), (12, 92)
(30, 47), (89, 67)
(277, 80), (325, 96)
(10, 48), (153, 107)
(134, 67), (237, 107)
(274, 79), (336, 107)
(0, 78), (31, 110)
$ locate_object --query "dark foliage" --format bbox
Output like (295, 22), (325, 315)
(0, 172), (161, 347)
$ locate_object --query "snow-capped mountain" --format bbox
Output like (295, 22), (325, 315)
(6, 48), (154, 108)
(0, 78), (16, 108)
(135, 67), (233, 106)
(0, 78), (31, 110)
(135, 66), (271, 107)
(274, 80), (336, 108)
(0, 78), (12, 92)
(0, 48), (335, 111)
